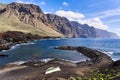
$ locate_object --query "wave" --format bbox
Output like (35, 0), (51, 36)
(2, 44), (20, 52)
(39, 58), (89, 63)
(103, 51), (114, 55)
(8, 61), (27, 65)
(2, 42), (35, 52)
(6, 58), (90, 66)
(61, 58), (90, 63)
(40, 58), (54, 63)
(20, 42), (35, 46)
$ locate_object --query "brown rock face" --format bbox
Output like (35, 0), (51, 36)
(2, 2), (48, 27)
(0, 2), (63, 37)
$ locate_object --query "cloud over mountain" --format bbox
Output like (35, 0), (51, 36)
(56, 10), (108, 30)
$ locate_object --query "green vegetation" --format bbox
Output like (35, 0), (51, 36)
(67, 68), (120, 80)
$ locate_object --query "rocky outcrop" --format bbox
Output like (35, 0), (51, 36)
(111, 60), (120, 67)
(0, 43), (11, 51)
(1, 31), (41, 43)
(0, 31), (60, 51)
(55, 46), (113, 68)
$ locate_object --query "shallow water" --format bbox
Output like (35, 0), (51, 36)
(0, 38), (120, 66)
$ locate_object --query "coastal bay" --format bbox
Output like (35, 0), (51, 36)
(0, 46), (120, 80)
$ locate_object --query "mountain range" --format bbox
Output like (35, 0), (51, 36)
(0, 2), (119, 38)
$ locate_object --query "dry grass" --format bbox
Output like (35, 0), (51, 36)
(0, 15), (63, 37)
(0, 3), (6, 10)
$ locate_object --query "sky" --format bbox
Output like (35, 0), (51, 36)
(1, 0), (120, 36)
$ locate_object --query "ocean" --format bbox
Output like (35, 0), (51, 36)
(0, 38), (120, 66)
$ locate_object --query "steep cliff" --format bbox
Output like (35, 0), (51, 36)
(0, 2), (63, 37)
(0, 2), (118, 38)
(46, 14), (78, 37)
(70, 21), (97, 38)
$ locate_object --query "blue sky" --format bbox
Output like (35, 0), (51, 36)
(1, 0), (120, 35)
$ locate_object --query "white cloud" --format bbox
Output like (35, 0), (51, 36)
(78, 17), (108, 30)
(93, 8), (120, 19)
(56, 10), (85, 20)
(16, 0), (34, 4)
(107, 19), (120, 23)
(55, 10), (108, 30)
(40, 1), (46, 5)
(16, 0), (23, 3)
(62, 2), (68, 6)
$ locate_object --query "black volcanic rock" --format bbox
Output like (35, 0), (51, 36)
(55, 46), (113, 68)
(0, 53), (8, 57)
(2, 31), (28, 42)
(112, 60), (120, 67)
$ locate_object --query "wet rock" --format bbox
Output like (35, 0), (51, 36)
(0, 44), (11, 51)
(0, 53), (8, 57)
(55, 46), (113, 68)
(54, 46), (75, 50)
(111, 60), (120, 67)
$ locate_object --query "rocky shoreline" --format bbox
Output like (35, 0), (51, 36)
(55, 46), (113, 68)
(0, 31), (60, 57)
(0, 46), (119, 80)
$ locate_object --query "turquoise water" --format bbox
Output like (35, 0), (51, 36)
(0, 38), (120, 66)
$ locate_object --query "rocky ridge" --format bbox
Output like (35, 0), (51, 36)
(0, 2), (118, 38)
(0, 2), (63, 37)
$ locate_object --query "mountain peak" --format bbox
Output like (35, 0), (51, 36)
(7, 2), (42, 13)
(0, 2), (63, 37)
(0, 2), (48, 27)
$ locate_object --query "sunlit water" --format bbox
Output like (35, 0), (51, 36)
(0, 38), (120, 66)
